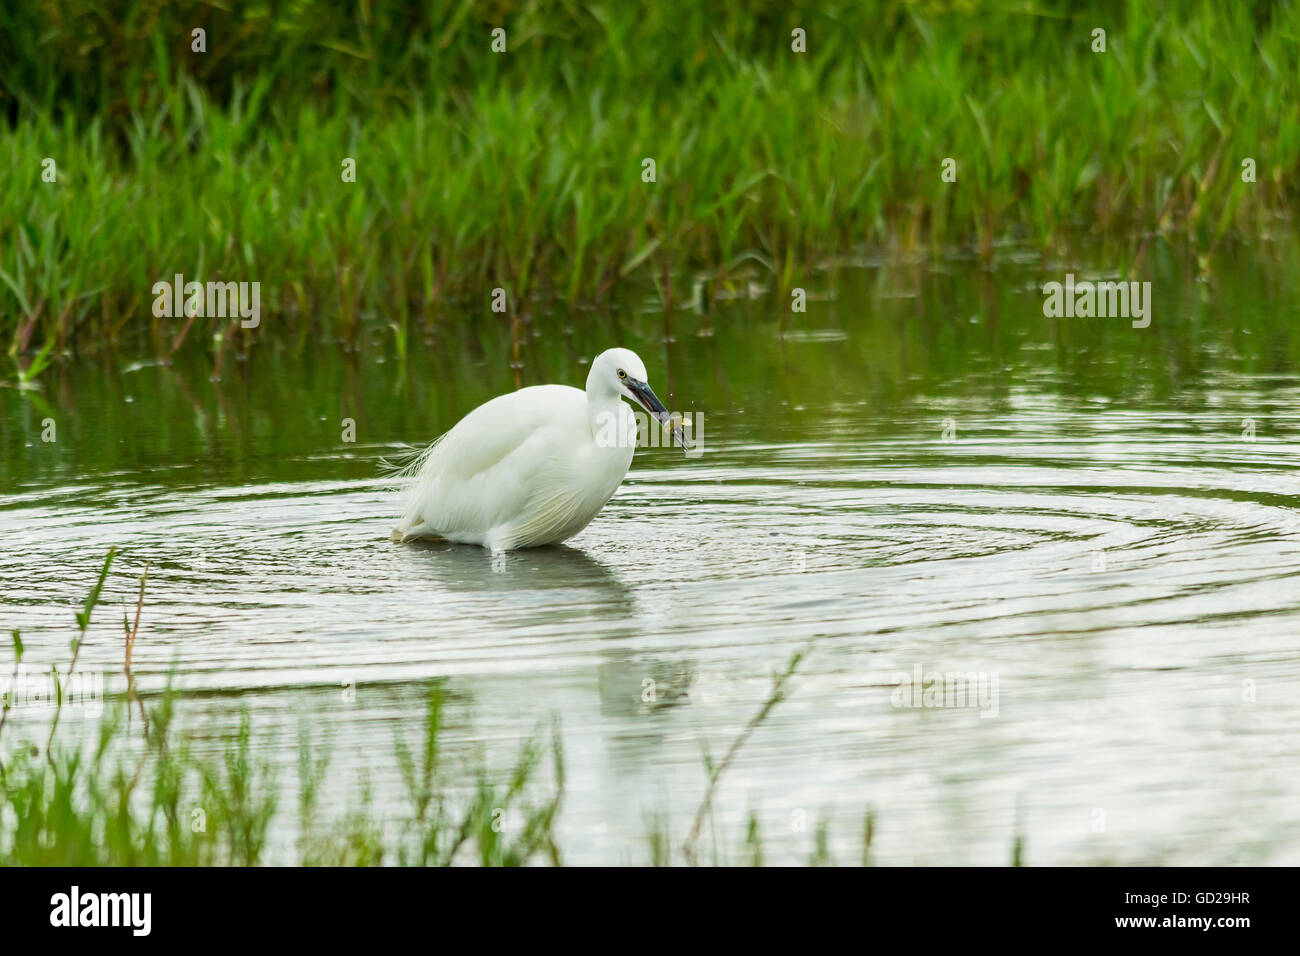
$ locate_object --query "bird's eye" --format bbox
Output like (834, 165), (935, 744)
(617, 369), (627, 379)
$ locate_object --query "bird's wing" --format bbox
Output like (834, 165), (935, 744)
(396, 386), (589, 539)
(441, 386), (584, 481)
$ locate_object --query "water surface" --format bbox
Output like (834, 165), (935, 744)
(3, 243), (1299, 864)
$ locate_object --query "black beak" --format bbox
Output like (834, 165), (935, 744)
(626, 379), (693, 452)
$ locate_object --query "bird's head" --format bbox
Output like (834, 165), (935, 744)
(587, 347), (692, 451)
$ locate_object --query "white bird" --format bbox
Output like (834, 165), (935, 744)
(391, 347), (689, 551)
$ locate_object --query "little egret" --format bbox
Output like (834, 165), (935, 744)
(391, 348), (690, 550)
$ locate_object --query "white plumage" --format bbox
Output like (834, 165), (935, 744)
(391, 347), (687, 551)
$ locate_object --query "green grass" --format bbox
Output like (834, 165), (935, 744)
(1, 1), (1296, 364)
(0, 550), (565, 865)
(1, 665), (569, 865)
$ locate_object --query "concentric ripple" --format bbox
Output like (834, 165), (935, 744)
(3, 383), (1300, 864)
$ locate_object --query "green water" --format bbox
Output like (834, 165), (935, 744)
(3, 241), (1300, 863)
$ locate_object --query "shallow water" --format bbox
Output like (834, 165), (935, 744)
(4, 243), (1300, 863)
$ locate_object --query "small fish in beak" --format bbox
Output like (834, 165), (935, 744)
(625, 378), (693, 452)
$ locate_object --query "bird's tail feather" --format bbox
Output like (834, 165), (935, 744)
(379, 431), (448, 490)
(382, 431), (453, 538)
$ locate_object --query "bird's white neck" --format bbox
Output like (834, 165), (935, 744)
(585, 379), (636, 450)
